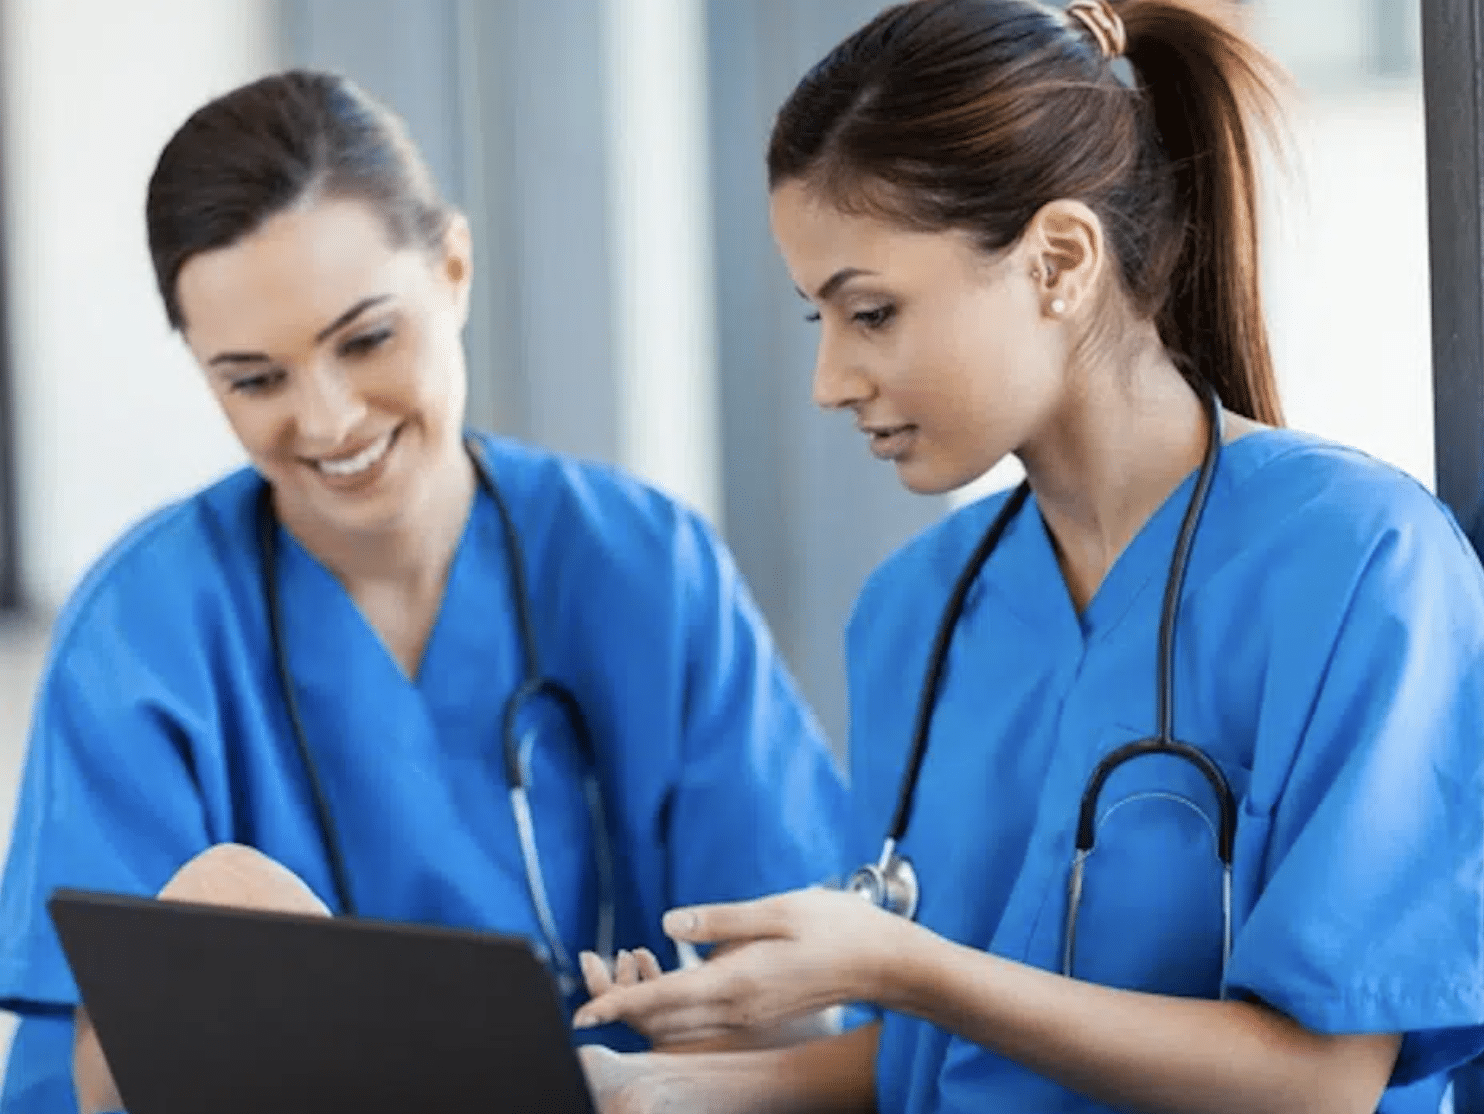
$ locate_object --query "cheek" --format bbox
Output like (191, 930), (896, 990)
(213, 392), (300, 469)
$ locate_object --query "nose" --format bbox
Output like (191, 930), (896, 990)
(811, 331), (874, 411)
(294, 364), (367, 448)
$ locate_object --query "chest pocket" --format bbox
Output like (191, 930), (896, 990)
(1021, 740), (1244, 1000)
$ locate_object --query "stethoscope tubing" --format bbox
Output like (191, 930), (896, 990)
(855, 380), (1237, 982)
(256, 435), (615, 988)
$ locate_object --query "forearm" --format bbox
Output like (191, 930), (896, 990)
(879, 933), (1397, 1114)
(634, 1023), (879, 1114)
(73, 1007), (125, 1114)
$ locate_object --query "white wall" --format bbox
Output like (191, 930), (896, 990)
(2, 0), (280, 616)
(1263, 87), (1434, 488)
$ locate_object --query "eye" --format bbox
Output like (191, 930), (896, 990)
(853, 305), (895, 330)
(228, 369), (286, 396)
(340, 327), (393, 358)
(803, 310), (821, 323)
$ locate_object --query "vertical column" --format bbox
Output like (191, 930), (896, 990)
(0, 65), (17, 612)
(1422, 0), (1484, 558)
(603, 0), (723, 526)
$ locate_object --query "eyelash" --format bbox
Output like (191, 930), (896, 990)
(229, 370), (285, 396)
(227, 328), (393, 395)
(803, 306), (896, 330)
(340, 327), (393, 358)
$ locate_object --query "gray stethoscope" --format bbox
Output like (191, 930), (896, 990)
(848, 381), (1237, 982)
(256, 436), (616, 996)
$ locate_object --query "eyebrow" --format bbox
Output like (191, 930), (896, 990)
(206, 294), (394, 368)
(801, 267), (877, 303)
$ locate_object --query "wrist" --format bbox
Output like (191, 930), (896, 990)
(869, 916), (955, 1017)
(853, 909), (935, 1012)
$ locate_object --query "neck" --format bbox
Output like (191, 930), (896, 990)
(1018, 329), (1210, 610)
(278, 437), (478, 598)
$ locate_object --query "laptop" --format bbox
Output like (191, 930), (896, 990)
(47, 888), (598, 1114)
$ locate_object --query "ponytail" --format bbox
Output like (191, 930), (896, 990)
(1119, 0), (1289, 424)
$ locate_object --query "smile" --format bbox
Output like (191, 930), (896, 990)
(313, 427), (398, 477)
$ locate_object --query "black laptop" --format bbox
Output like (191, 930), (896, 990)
(47, 889), (597, 1114)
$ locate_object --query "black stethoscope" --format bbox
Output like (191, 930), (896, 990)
(847, 382), (1237, 981)
(256, 436), (616, 996)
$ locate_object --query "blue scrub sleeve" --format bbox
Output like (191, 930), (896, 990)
(1223, 524), (1484, 1085)
(661, 514), (853, 913)
(0, 1014), (79, 1113)
(0, 608), (212, 1013)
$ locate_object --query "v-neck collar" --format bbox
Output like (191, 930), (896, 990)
(275, 495), (483, 692)
(975, 460), (1214, 655)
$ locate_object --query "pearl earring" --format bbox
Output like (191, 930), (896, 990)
(1051, 298), (1067, 315)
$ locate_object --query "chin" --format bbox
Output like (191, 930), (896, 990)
(894, 460), (967, 498)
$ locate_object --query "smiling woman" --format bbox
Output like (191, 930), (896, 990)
(0, 70), (855, 1114)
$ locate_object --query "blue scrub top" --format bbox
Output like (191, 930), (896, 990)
(0, 432), (852, 1113)
(847, 429), (1484, 1114)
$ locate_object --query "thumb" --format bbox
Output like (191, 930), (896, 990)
(662, 893), (793, 944)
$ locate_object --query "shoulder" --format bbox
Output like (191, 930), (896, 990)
(1216, 429), (1483, 611)
(43, 467), (262, 676)
(469, 431), (730, 578)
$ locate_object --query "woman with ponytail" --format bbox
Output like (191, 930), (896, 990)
(573, 1), (1484, 1111)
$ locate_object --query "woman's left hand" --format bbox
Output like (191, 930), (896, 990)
(571, 887), (905, 1046)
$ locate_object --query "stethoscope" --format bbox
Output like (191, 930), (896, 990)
(848, 381), (1237, 983)
(256, 436), (616, 997)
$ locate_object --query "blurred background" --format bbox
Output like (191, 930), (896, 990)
(0, 0), (1432, 1077)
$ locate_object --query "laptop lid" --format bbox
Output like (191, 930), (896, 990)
(47, 888), (597, 1114)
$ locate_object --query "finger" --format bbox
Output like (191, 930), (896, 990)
(662, 893), (795, 945)
(633, 947), (664, 981)
(614, 949), (639, 987)
(572, 964), (721, 1030)
(579, 950), (613, 998)
(624, 1001), (750, 1047)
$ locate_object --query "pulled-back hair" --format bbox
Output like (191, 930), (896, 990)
(768, 0), (1287, 425)
(146, 69), (451, 330)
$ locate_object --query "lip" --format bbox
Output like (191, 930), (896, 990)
(304, 423), (403, 490)
(862, 424), (917, 462)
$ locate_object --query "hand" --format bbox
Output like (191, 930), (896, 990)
(577, 1044), (801, 1114)
(581, 947), (714, 1051)
(571, 887), (902, 1046)
(578, 1046), (662, 1114)
(581, 946), (668, 1000)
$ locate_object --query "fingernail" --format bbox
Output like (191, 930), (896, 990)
(572, 1011), (599, 1030)
(664, 910), (697, 936)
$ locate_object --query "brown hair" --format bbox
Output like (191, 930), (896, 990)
(768, 0), (1287, 425)
(146, 70), (451, 331)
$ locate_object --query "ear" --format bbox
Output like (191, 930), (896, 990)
(438, 211), (474, 326)
(1022, 199), (1107, 319)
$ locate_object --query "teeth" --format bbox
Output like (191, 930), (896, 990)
(317, 432), (393, 477)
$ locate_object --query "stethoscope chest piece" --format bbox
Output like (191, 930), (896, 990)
(847, 841), (920, 920)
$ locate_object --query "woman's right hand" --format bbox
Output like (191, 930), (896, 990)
(579, 942), (843, 1052)
(574, 888), (903, 1047)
